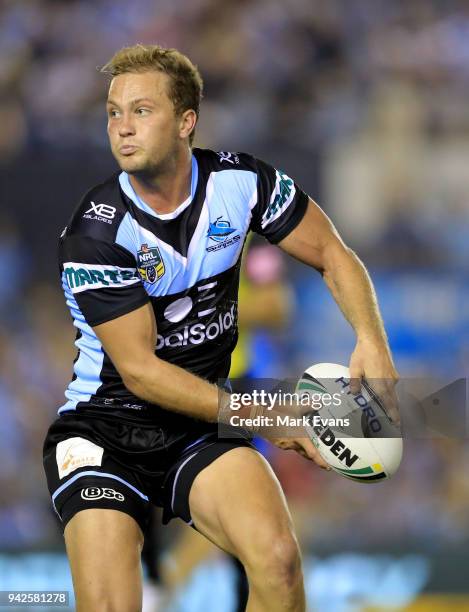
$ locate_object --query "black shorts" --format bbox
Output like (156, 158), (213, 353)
(43, 406), (252, 534)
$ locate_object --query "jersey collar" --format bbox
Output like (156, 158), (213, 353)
(118, 154), (199, 220)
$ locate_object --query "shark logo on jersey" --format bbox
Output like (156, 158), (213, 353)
(208, 217), (236, 242)
(137, 243), (165, 283)
(206, 217), (241, 253)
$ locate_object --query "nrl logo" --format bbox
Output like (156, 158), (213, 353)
(137, 243), (165, 283)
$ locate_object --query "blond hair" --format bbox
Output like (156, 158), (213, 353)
(101, 44), (203, 145)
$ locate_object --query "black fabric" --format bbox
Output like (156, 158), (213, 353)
(60, 479), (150, 535)
(43, 408), (253, 532)
(66, 172), (125, 241)
(162, 438), (253, 525)
(250, 157), (309, 244)
(74, 285), (149, 327)
(149, 262), (241, 375)
(265, 191), (308, 244)
(141, 510), (163, 583)
(70, 329), (82, 383)
(61, 235), (136, 266)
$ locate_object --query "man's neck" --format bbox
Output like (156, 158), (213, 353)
(129, 148), (193, 216)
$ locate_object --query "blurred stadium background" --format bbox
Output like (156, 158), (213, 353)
(0, 0), (468, 610)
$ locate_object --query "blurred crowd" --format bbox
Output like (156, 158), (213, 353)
(2, 0), (469, 154)
(1, 0), (469, 269)
(0, 0), (468, 573)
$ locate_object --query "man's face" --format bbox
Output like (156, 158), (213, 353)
(106, 71), (181, 175)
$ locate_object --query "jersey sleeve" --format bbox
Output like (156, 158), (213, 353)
(60, 233), (149, 327)
(250, 158), (309, 244)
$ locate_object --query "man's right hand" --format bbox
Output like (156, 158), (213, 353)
(272, 437), (331, 470)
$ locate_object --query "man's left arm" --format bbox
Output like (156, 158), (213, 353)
(278, 198), (400, 425)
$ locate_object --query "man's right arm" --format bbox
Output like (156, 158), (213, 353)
(93, 303), (329, 468)
(93, 302), (223, 422)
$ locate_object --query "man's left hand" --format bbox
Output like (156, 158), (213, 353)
(349, 337), (400, 426)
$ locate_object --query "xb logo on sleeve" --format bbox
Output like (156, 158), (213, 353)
(137, 243), (165, 283)
(83, 201), (116, 224)
(81, 487), (125, 501)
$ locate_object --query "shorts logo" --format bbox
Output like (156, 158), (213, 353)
(56, 438), (104, 480)
(83, 201), (116, 224)
(80, 487), (125, 502)
(137, 243), (165, 283)
(206, 217), (241, 252)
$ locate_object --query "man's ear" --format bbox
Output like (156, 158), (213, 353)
(179, 109), (197, 140)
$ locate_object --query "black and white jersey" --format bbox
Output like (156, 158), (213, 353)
(59, 148), (308, 416)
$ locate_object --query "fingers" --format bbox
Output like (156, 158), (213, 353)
(365, 378), (401, 428)
(273, 438), (295, 451)
(348, 348), (400, 427)
(349, 361), (363, 395)
(385, 395), (400, 427)
(295, 438), (331, 470)
(378, 383), (401, 427)
(273, 437), (331, 470)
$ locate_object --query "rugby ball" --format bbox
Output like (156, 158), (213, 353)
(296, 363), (402, 482)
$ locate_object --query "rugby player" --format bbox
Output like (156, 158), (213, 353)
(43, 44), (399, 612)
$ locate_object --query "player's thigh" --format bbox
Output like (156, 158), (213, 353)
(188, 446), (299, 572)
(64, 508), (144, 612)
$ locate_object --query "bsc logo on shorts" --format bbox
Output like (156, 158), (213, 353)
(80, 487), (125, 502)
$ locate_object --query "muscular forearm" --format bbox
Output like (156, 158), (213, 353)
(116, 328), (330, 464)
(122, 353), (307, 430)
(123, 356), (223, 422)
(322, 243), (389, 347)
